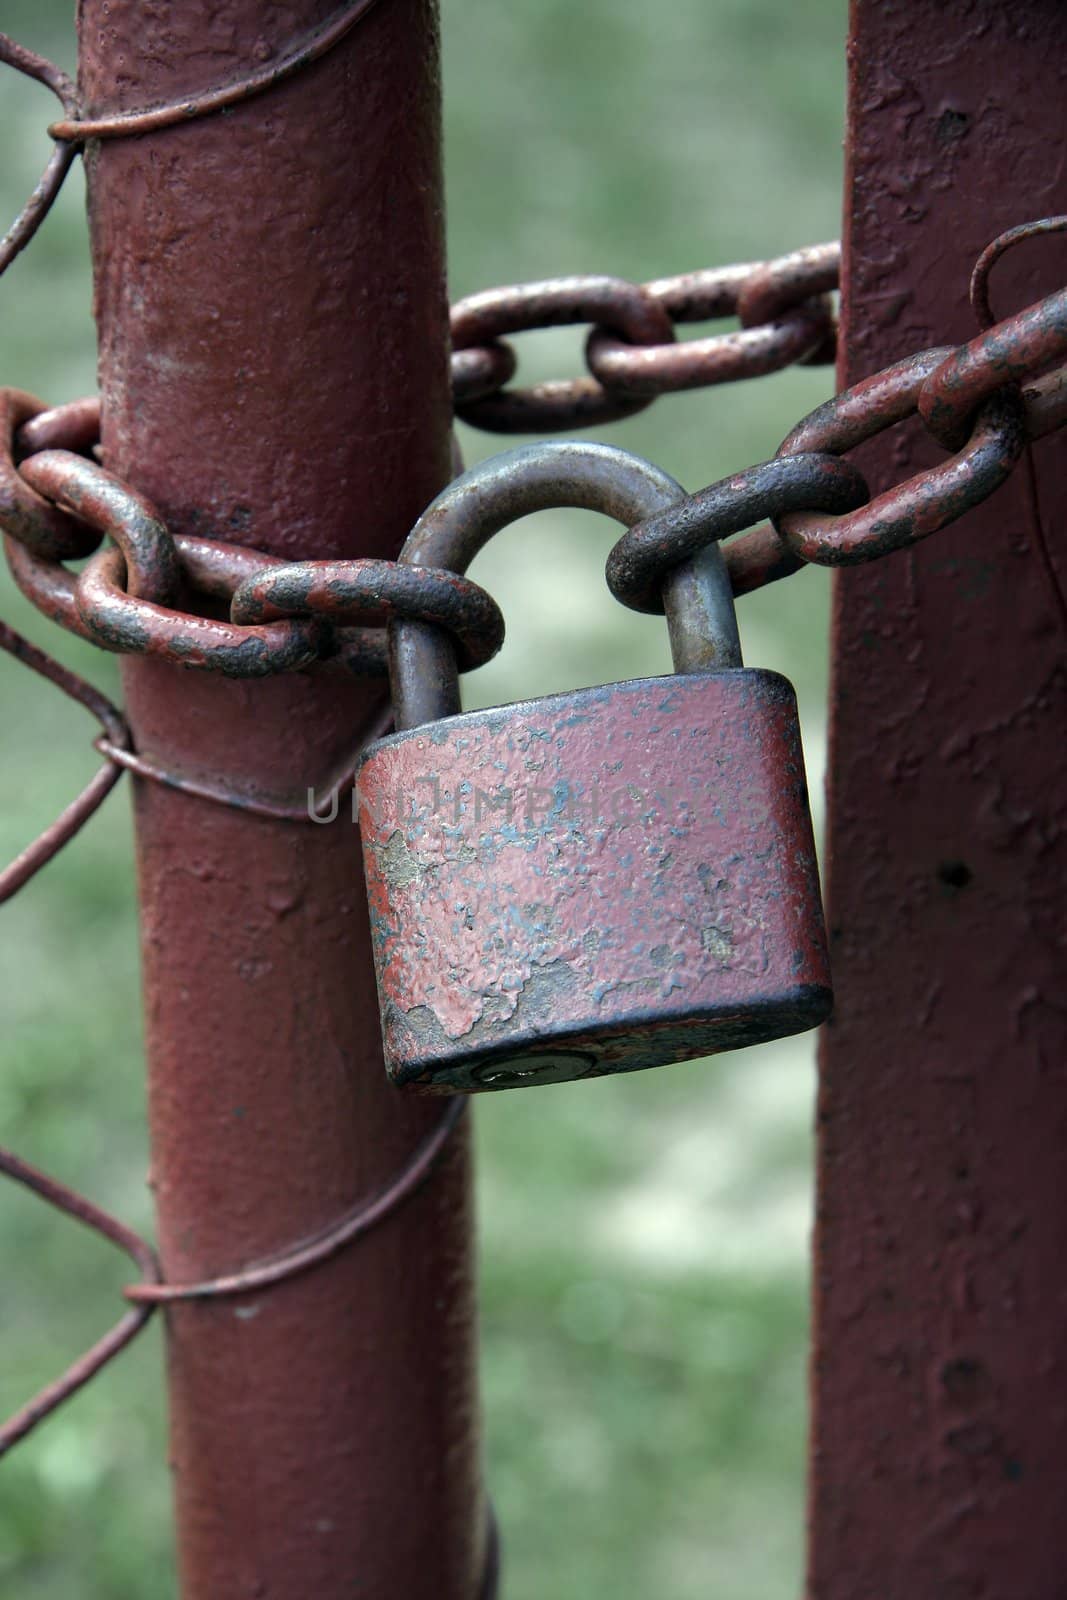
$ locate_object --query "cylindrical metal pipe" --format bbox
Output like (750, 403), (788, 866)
(77, 4), (486, 1595)
(809, 3), (1067, 1594)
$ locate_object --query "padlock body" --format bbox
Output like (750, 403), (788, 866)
(357, 670), (831, 1092)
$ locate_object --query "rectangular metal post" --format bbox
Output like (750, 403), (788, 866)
(810, 4), (1067, 1594)
(77, 4), (486, 1595)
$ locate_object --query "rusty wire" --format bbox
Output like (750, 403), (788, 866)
(125, 1099), (467, 1304)
(94, 700), (391, 826)
(0, 1144), (159, 1457)
(0, 619), (128, 903)
(0, 3), (385, 272)
(47, 0), (386, 143)
(0, 1099), (464, 1454)
(0, 33), (78, 277)
(971, 215), (1067, 330)
(966, 216), (1067, 644)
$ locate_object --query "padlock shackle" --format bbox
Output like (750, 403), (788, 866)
(662, 545), (743, 675)
(389, 442), (742, 729)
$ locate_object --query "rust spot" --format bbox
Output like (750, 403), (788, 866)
(374, 830), (424, 891)
(701, 925), (735, 964)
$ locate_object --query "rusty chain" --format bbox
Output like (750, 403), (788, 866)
(449, 242), (838, 428)
(3, 10), (1067, 1498)
(3, 251), (1065, 663)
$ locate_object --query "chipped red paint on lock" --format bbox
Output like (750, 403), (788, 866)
(809, 4), (1067, 1596)
(358, 671), (831, 1093)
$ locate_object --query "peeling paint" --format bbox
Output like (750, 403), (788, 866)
(358, 670), (830, 1091)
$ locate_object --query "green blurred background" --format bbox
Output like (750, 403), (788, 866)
(0, 3), (846, 1594)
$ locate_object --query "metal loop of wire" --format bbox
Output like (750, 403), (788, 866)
(970, 215), (1067, 332)
(451, 275), (678, 431)
(125, 1098), (467, 1305)
(0, 565), (388, 847)
(0, 34), (78, 278)
(0, 1098), (464, 1455)
(48, 0), (387, 143)
(0, 3), (386, 273)
(93, 696), (395, 827)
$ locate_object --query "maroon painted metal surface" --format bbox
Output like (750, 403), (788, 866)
(78, 3), (486, 1595)
(809, 4), (1067, 1596)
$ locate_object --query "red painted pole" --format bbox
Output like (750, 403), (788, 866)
(77, 4), (486, 1595)
(810, 4), (1067, 1595)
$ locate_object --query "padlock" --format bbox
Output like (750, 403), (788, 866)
(357, 442), (831, 1093)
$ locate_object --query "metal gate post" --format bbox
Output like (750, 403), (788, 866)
(77, 4), (486, 1596)
(810, 5), (1067, 1595)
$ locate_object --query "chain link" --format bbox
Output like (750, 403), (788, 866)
(918, 283), (1067, 451)
(607, 453), (869, 614)
(454, 244), (839, 431)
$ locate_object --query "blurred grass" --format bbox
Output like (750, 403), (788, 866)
(0, 3), (845, 1596)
